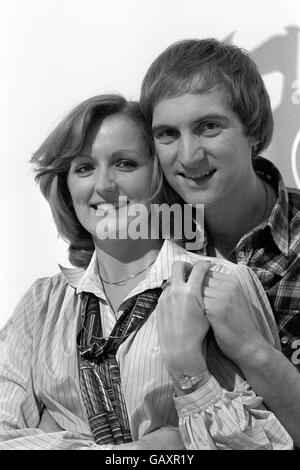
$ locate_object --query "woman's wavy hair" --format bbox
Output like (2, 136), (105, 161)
(140, 38), (274, 158)
(31, 94), (178, 268)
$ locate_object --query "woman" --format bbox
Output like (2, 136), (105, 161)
(0, 94), (292, 450)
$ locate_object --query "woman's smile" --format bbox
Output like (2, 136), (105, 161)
(67, 113), (154, 240)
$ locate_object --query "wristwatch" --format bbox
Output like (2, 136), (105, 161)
(171, 373), (207, 390)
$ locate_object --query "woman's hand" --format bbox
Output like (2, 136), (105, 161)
(157, 260), (211, 380)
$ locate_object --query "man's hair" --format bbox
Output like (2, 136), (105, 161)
(140, 38), (273, 157)
(31, 94), (167, 268)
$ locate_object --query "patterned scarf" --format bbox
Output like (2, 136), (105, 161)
(77, 288), (162, 445)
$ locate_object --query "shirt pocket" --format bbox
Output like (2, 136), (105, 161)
(275, 309), (300, 370)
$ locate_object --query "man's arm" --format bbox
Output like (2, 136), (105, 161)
(202, 264), (300, 447)
(238, 342), (300, 447)
(156, 260), (292, 450)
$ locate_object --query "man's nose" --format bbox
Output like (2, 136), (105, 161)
(178, 135), (205, 168)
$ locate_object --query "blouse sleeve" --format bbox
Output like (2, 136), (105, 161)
(174, 373), (293, 450)
(0, 282), (112, 450)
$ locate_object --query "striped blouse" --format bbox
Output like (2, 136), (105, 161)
(0, 240), (293, 449)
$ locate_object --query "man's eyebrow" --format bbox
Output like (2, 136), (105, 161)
(152, 113), (230, 133)
(193, 113), (230, 122)
(151, 124), (174, 133)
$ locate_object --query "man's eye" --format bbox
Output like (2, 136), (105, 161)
(199, 122), (222, 135)
(204, 122), (219, 130)
(154, 128), (179, 143)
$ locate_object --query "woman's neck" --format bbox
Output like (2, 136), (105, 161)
(93, 237), (163, 284)
(92, 238), (163, 315)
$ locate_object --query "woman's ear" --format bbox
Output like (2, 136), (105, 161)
(249, 135), (259, 149)
(249, 137), (260, 160)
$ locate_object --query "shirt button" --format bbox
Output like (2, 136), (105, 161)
(237, 250), (246, 259)
(280, 336), (289, 345)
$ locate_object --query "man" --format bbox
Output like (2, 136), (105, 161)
(140, 38), (300, 446)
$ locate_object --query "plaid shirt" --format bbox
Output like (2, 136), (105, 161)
(199, 157), (300, 370)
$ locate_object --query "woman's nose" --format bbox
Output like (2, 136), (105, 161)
(94, 168), (117, 196)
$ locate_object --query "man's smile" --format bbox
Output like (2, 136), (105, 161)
(178, 168), (217, 184)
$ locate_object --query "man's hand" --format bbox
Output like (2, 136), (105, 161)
(157, 260), (211, 379)
(202, 268), (268, 367)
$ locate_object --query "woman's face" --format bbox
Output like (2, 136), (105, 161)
(67, 113), (154, 242)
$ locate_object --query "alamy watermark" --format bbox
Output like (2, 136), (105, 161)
(94, 196), (204, 250)
(291, 80), (300, 105)
(292, 340), (300, 365)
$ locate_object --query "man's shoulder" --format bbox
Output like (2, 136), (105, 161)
(287, 186), (300, 212)
(286, 187), (300, 242)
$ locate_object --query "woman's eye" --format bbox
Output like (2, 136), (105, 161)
(115, 160), (137, 170)
(74, 164), (94, 175)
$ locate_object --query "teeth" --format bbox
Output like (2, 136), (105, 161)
(94, 201), (128, 214)
(97, 203), (118, 210)
(185, 170), (213, 179)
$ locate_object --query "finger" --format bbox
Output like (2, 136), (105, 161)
(202, 297), (215, 318)
(202, 270), (237, 289)
(202, 294), (224, 313)
(170, 260), (193, 284)
(187, 260), (211, 290)
(202, 280), (239, 301)
(202, 285), (219, 300)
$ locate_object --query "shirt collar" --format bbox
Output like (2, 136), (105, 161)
(59, 251), (106, 298)
(58, 240), (198, 298)
(120, 239), (211, 299)
(254, 157), (290, 257)
(201, 157), (290, 258)
(134, 239), (190, 291)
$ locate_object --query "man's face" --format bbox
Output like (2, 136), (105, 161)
(152, 89), (256, 209)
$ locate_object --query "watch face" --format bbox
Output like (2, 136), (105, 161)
(179, 378), (194, 390)
(173, 375), (201, 390)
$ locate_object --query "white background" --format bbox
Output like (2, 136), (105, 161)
(1, 0), (300, 326)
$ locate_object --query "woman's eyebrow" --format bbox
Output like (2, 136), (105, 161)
(71, 150), (143, 162)
(72, 153), (93, 160)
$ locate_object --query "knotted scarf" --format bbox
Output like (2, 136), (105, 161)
(77, 287), (162, 445)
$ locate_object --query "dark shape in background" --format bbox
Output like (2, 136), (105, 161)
(228, 27), (300, 188)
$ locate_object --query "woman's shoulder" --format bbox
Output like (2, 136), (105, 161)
(186, 250), (248, 274)
(1, 269), (85, 359)
(27, 263), (87, 297)
(28, 270), (72, 301)
(8, 270), (79, 331)
(185, 250), (264, 290)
